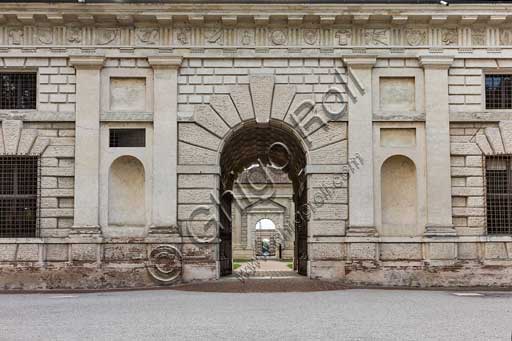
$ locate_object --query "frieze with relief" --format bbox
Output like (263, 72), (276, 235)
(0, 24), (510, 48)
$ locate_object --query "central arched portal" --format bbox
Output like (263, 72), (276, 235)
(218, 121), (308, 276)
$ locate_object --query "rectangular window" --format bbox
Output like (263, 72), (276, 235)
(486, 155), (512, 235)
(109, 129), (146, 147)
(0, 73), (37, 110)
(0, 156), (39, 238)
(485, 74), (512, 110)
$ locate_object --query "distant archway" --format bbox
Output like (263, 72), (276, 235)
(219, 121), (308, 276)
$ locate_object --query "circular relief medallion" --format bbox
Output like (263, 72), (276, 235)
(270, 29), (287, 46)
(147, 245), (183, 283)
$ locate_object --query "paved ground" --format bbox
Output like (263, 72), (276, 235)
(1, 286), (512, 341)
(234, 259), (299, 278)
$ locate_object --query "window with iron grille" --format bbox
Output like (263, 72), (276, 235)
(486, 155), (512, 235)
(485, 74), (512, 110)
(0, 156), (40, 238)
(0, 73), (37, 110)
(109, 128), (146, 147)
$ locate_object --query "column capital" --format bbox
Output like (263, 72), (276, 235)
(148, 55), (183, 69)
(68, 55), (105, 69)
(342, 54), (377, 68)
(419, 55), (454, 69)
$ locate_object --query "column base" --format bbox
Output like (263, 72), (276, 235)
(346, 225), (379, 237)
(424, 224), (457, 237)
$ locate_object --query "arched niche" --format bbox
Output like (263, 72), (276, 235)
(381, 155), (417, 236)
(108, 155), (146, 227)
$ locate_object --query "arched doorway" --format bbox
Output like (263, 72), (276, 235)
(218, 121), (308, 276)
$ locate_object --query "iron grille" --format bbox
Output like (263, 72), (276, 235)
(0, 156), (40, 238)
(0, 73), (37, 110)
(486, 155), (512, 235)
(109, 129), (146, 147)
(485, 74), (512, 110)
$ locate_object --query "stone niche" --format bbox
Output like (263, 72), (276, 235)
(110, 77), (146, 112)
(108, 155), (146, 226)
(373, 123), (427, 237)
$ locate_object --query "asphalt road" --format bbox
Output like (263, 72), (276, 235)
(0, 288), (511, 340)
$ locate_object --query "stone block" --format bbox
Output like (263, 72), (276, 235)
(17, 244), (40, 262)
(458, 243), (478, 260)
(71, 244), (98, 262)
(380, 244), (422, 260)
(485, 243), (508, 259)
(310, 260), (345, 279)
(349, 243), (377, 260)
(429, 243), (456, 260)
(178, 174), (217, 188)
(0, 245), (17, 261)
(104, 244), (146, 262)
(46, 244), (69, 262)
(309, 243), (346, 260)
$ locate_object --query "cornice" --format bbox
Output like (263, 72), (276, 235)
(68, 55), (105, 69)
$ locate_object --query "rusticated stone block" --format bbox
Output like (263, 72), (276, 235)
(0, 245), (17, 262)
(458, 243), (478, 260)
(349, 243), (377, 260)
(429, 243), (456, 260)
(17, 244), (40, 262)
(380, 244), (422, 260)
(71, 244), (98, 262)
(46, 244), (69, 262)
(485, 243), (508, 259)
(309, 243), (346, 260)
(104, 244), (146, 262)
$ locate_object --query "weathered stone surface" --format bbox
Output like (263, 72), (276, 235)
(178, 142), (217, 165)
(193, 104), (229, 138)
(349, 243), (377, 260)
(310, 140), (347, 165)
(178, 123), (221, 150)
(485, 243), (508, 259)
(284, 93), (315, 127)
(209, 94), (240, 127)
(309, 243), (346, 260)
(71, 244), (98, 262)
(271, 84), (296, 120)
(0, 245), (17, 262)
(458, 243), (479, 260)
(178, 189), (213, 204)
(307, 122), (347, 151)
(229, 84), (254, 121)
(250, 75), (274, 123)
(16, 244), (39, 262)
(46, 244), (69, 262)
(2, 120), (22, 154)
(17, 129), (37, 155)
(485, 127), (505, 154)
(499, 121), (512, 154)
(178, 174), (217, 188)
(104, 244), (146, 262)
(380, 244), (422, 260)
(475, 134), (493, 155)
(429, 243), (456, 260)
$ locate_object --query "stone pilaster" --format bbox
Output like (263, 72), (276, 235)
(148, 56), (183, 235)
(344, 55), (378, 237)
(420, 55), (457, 237)
(69, 55), (105, 236)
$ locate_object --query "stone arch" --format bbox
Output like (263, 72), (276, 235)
(380, 155), (417, 236)
(473, 121), (512, 156)
(178, 75), (348, 166)
(108, 155), (146, 227)
(178, 74), (349, 280)
(0, 120), (49, 156)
